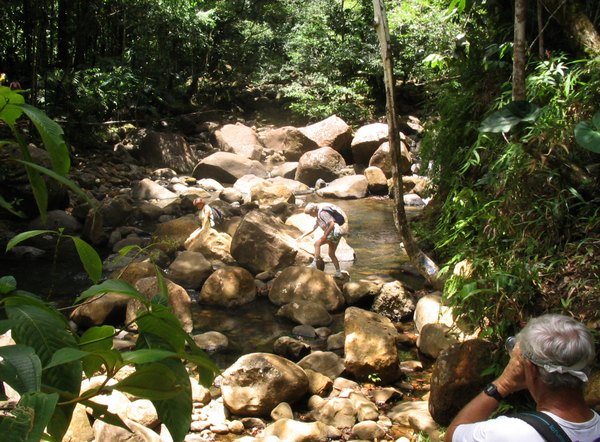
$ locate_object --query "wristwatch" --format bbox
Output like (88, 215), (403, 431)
(483, 383), (504, 401)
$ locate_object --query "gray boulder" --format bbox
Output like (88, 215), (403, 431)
(220, 353), (309, 417)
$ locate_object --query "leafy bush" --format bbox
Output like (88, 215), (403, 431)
(0, 268), (218, 442)
(418, 52), (600, 339)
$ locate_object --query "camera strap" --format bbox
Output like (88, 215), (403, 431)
(511, 411), (572, 442)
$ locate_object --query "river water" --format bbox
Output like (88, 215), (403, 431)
(192, 196), (425, 367)
(1, 196), (424, 367)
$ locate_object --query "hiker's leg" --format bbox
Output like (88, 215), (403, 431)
(313, 237), (324, 260)
(327, 241), (340, 272)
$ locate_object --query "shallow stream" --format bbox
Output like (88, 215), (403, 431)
(191, 197), (425, 367)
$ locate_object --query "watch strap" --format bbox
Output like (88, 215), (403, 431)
(484, 383), (504, 401)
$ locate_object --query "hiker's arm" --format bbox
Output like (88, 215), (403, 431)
(184, 227), (202, 247)
(320, 221), (334, 242)
(444, 349), (527, 441)
(297, 225), (317, 241)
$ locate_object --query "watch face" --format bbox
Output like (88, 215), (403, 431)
(484, 383), (502, 400)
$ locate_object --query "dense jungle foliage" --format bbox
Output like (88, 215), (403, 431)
(2, 0), (599, 340)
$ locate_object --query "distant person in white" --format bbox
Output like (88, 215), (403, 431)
(446, 313), (600, 442)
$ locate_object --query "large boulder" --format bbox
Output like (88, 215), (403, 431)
(151, 216), (198, 254)
(351, 123), (389, 165)
(344, 307), (401, 383)
(167, 251), (213, 289)
(134, 130), (198, 173)
(186, 228), (234, 264)
(230, 210), (311, 274)
(220, 353), (309, 417)
(250, 180), (295, 206)
(268, 267), (345, 312)
(299, 115), (353, 154)
(131, 178), (177, 200)
(192, 151), (267, 184)
(371, 280), (416, 322)
(316, 175), (369, 199)
(428, 339), (495, 426)
(127, 276), (194, 333)
(363, 166), (388, 195)
(369, 141), (412, 177)
(294, 146), (347, 187)
(276, 301), (333, 327)
(214, 123), (264, 160)
(198, 266), (256, 308)
(259, 126), (319, 161)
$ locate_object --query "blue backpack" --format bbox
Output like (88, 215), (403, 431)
(320, 205), (345, 226)
(210, 206), (225, 225)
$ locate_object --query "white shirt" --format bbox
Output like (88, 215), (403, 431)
(453, 411), (600, 442)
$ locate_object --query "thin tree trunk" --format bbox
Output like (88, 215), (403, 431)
(537, 0), (545, 59)
(372, 0), (440, 288)
(513, 0), (527, 102)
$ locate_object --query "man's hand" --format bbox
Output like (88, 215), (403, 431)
(494, 346), (527, 397)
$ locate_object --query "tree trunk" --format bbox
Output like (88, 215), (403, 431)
(541, 0), (600, 56)
(372, 0), (440, 288)
(513, 0), (527, 102)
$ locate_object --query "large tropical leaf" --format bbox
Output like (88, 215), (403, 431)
(574, 111), (600, 153)
(479, 101), (540, 133)
(0, 345), (42, 394)
(20, 104), (70, 176)
(0, 403), (34, 442)
(6, 304), (81, 392)
(152, 359), (192, 442)
(6, 303), (81, 440)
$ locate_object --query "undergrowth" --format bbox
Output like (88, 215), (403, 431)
(418, 54), (600, 341)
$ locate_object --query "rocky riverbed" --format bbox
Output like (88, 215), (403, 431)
(7, 113), (586, 442)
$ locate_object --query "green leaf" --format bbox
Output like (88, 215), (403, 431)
(14, 159), (96, 209)
(75, 279), (146, 305)
(0, 194), (26, 218)
(114, 363), (184, 400)
(479, 101), (540, 133)
(6, 304), (82, 397)
(45, 348), (90, 370)
(0, 405), (31, 442)
(121, 349), (177, 365)
(0, 345), (42, 394)
(135, 306), (188, 353)
(79, 325), (115, 352)
(7, 302), (83, 442)
(19, 392), (59, 442)
(20, 104), (70, 176)
(574, 111), (600, 153)
(0, 275), (17, 294)
(152, 359), (192, 442)
(0, 87), (25, 125)
(70, 237), (103, 284)
(6, 230), (55, 252)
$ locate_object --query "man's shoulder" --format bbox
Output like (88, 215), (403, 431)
(453, 416), (545, 442)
